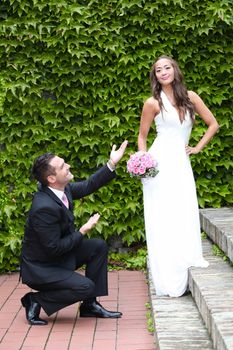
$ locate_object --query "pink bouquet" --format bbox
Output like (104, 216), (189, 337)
(127, 152), (159, 179)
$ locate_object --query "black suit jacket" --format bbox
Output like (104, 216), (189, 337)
(21, 165), (116, 285)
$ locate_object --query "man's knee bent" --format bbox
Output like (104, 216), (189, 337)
(72, 278), (95, 299)
(94, 238), (108, 255)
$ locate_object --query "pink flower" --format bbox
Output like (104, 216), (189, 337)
(127, 152), (159, 179)
(138, 166), (146, 175)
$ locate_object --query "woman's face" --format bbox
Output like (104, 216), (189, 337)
(155, 58), (175, 86)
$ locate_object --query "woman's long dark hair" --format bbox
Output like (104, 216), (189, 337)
(150, 55), (195, 122)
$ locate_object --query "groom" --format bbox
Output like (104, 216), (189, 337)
(20, 140), (128, 325)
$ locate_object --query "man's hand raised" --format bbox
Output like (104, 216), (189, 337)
(109, 140), (128, 166)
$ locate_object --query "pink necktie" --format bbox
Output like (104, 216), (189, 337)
(62, 193), (69, 209)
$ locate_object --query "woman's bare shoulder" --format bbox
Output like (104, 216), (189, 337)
(143, 96), (160, 113)
(188, 90), (199, 102)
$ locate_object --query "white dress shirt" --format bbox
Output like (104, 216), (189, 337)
(48, 187), (65, 201)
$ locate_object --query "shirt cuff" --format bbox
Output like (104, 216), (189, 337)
(107, 160), (116, 172)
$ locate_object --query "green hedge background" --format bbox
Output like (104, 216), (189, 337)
(0, 0), (232, 272)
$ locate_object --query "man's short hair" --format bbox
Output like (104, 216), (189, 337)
(31, 152), (56, 186)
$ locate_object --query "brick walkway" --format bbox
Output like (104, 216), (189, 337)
(0, 270), (155, 350)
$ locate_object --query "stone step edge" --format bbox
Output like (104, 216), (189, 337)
(147, 262), (213, 350)
(189, 237), (233, 350)
(200, 207), (233, 263)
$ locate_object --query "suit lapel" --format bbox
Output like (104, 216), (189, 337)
(42, 186), (63, 206)
(64, 186), (74, 211)
(40, 186), (74, 219)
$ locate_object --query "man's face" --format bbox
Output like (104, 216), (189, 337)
(47, 156), (74, 189)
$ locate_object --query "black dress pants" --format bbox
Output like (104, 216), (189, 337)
(28, 238), (108, 316)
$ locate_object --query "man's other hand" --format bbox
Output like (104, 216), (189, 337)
(79, 213), (100, 235)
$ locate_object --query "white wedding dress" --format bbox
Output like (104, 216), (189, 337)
(142, 91), (209, 297)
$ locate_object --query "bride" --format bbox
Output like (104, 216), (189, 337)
(138, 55), (219, 297)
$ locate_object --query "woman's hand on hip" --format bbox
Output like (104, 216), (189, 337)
(185, 145), (201, 155)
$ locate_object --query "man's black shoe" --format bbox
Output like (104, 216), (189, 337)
(80, 300), (122, 318)
(21, 292), (48, 325)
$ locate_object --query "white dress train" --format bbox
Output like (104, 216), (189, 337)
(142, 91), (208, 297)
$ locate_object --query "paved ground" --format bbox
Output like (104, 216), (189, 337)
(0, 270), (155, 350)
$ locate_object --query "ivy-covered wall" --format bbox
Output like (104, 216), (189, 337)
(0, 0), (232, 271)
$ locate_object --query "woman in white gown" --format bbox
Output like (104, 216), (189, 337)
(138, 56), (219, 297)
